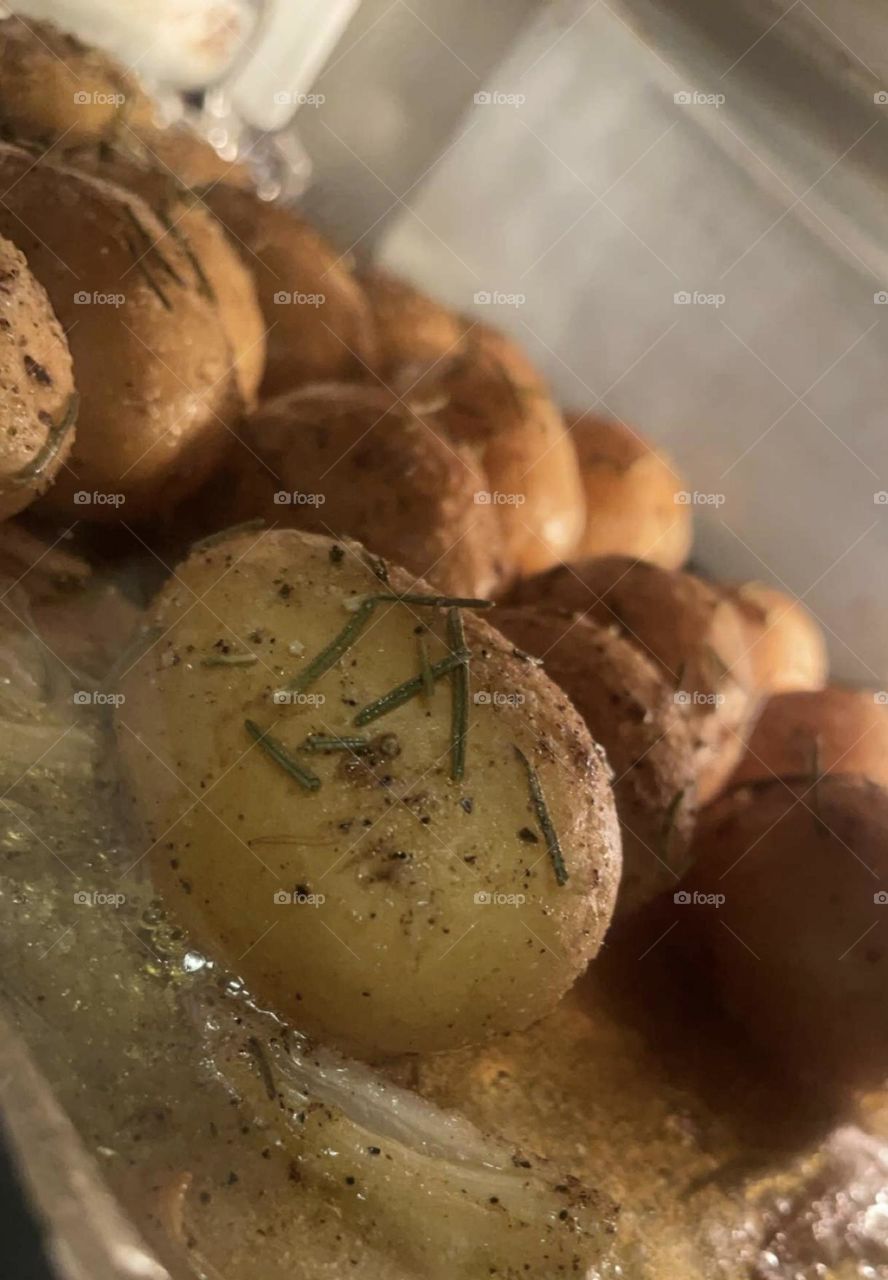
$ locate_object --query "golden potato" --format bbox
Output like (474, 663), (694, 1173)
(114, 529), (621, 1057)
(201, 186), (376, 397)
(0, 236), (77, 519)
(406, 324), (586, 577)
(567, 410), (692, 569)
(0, 143), (241, 520)
(722, 580), (828, 695)
(228, 383), (506, 597)
(505, 555), (760, 803)
(360, 268), (470, 380)
(731, 686), (888, 791)
(684, 774), (888, 1092)
(495, 607), (698, 916)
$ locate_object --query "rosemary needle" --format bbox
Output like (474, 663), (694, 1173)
(418, 635), (435, 698)
(354, 652), (467, 726)
(201, 653), (258, 667)
(514, 745), (568, 886)
(363, 592), (494, 611)
(245, 720), (321, 791)
(301, 735), (370, 753)
(285, 598), (377, 692)
(447, 608), (469, 782)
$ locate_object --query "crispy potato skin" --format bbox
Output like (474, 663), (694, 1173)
(407, 325), (586, 577)
(567, 411), (692, 570)
(202, 187), (376, 398)
(229, 384), (506, 598)
(495, 608), (698, 917)
(360, 269), (469, 380)
(504, 556), (760, 803)
(0, 144), (241, 520)
(0, 236), (76, 519)
(684, 775), (888, 1091)
(722, 581), (828, 696)
(114, 530), (621, 1057)
(731, 686), (888, 790)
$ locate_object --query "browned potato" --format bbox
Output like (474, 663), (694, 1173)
(684, 774), (888, 1092)
(721, 580), (828, 695)
(505, 556), (760, 803)
(731, 686), (888, 790)
(114, 528), (622, 1056)
(201, 186), (376, 397)
(0, 143), (242, 520)
(495, 607), (698, 916)
(567, 411), (692, 569)
(226, 383), (505, 598)
(0, 236), (77, 519)
(361, 268), (470, 380)
(406, 324), (586, 577)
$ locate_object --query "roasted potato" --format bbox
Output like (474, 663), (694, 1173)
(114, 529), (621, 1057)
(683, 774), (888, 1092)
(227, 383), (506, 597)
(360, 268), (470, 380)
(201, 186), (376, 398)
(505, 555), (760, 803)
(567, 410), (692, 569)
(406, 324), (586, 577)
(721, 580), (828, 695)
(731, 686), (888, 791)
(0, 143), (242, 520)
(0, 235), (77, 519)
(495, 607), (698, 916)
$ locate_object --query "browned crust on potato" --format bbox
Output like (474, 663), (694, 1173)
(721, 580), (828, 696)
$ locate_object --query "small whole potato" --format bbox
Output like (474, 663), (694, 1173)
(495, 607), (698, 916)
(0, 143), (242, 520)
(201, 186), (376, 398)
(0, 236), (77, 519)
(683, 774), (888, 1093)
(407, 324), (586, 577)
(722, 580), (828, 695)
(114, 529), (621, 1057)
(360, 268), (470, 380)
(227, 383), (506, 598)
(567, 410), (692, 569)
(505, 555), (760, 803)
(731, 686), (888, 791)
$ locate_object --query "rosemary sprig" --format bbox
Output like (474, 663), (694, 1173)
(659, 789), (685, 864)
(123, 202), (186, 287)
(12, 392), (79, 485)
(245, 720), (320, 791)
(418, 635), (435, 698)
(360, 592), (494, 611)
(201, 652), (258, 667)
(447, 608), (469, 781)
(126, 235), (172, 311)
(157, 200), (216, 302)
(300, 734), (370, 753)
(285, 598), (377, 692)
(192, 518), (265, 552)
(354, 651), (468, 726)
(514, 745), (568, 886)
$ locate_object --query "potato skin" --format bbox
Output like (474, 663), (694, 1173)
(731, 686), (888, 791)
(495, 608), (698, 917)
(114, 530), (621, 1057)
(0, 144), (241, 520)
(504, 556), (760, 804)
(360, 268), (469, 379)
(0, 236), (76, 519)
(721, 580), (828, 695)
(228, 384), (506, 597)
(201, 186), (376, 398)
(567, 411), (692, 570)
(684, 775), (888, 1092)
